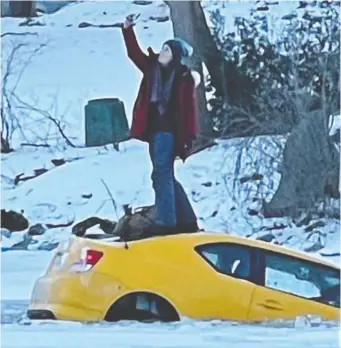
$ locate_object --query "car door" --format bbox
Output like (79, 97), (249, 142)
(195, 242), (258, 321)
(248, 250), (340, 321)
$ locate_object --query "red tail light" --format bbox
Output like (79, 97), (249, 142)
(70, 248), (103, 273)
(84, 249), (103, 266)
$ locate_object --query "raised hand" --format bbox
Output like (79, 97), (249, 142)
(123, 13), (140, 29)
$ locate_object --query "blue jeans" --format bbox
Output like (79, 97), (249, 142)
(149, 132), (197, 227)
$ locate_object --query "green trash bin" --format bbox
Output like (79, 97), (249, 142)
(85, 98), (130, 147)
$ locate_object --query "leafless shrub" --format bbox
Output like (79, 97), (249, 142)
(1, 35), (76, 152)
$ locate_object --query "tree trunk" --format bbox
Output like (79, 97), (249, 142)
(1, 132), (12, 153)
(263, 109), (336, 218)
(165, 0), (213, 142)
(186, 1), (226, 99)
(1, 1), (11, 17)
(9, 1), (36, 17)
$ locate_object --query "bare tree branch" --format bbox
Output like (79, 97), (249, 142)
(101, 178), (119, 219)
(1, 42), (29, 152)
(1, 32), (38, 38)
(12, 93), (77, 148)
(12, 43), (47, 93)
(20, 142), (50, 148)
(1, 41), (47, 151)
(1, 39), (74, 151)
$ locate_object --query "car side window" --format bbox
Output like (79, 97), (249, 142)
(197, 243), (251, 279)
(264, 253), (340, 308)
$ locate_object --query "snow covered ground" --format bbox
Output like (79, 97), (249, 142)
(2, 319), (340, 348)
(1, 251), (53, 300)
(2, 137), (339, 259)
(1, 1), (340, 347)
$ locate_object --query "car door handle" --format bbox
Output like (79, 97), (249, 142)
(258, 299), (283, 311)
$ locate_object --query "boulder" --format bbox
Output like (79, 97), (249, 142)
(28, 223), (46, 236)
(1, 209), (29, 232)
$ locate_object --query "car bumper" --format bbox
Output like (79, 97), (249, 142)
(28, 271), (127, 322)
(27, 309), (56, 320)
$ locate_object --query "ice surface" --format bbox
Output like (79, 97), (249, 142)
(1, 319), (340, 348)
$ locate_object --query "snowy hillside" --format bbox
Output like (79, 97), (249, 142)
(1, 0), (339, 258)
(1, 1), (173, 147)
(1, 2), (340, 346)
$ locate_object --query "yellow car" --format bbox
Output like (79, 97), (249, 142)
(27, 232), (340, 323)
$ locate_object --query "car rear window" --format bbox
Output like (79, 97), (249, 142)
(264, 253), (340, 308)
(196, 243), (251, 280)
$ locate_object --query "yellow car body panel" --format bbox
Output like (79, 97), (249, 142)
(249, 285), (338, 321)
(27, 233), (340, 322)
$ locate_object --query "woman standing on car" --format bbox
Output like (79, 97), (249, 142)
(121, 14), (200, 237)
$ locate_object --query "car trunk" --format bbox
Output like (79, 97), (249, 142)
(45, 236), (113, 276)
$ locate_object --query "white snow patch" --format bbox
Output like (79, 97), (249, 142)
(1, 251), (53, 300)
(2, 319), (340, 348)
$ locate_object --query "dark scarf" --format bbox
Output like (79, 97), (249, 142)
(150, 60), (177, 117)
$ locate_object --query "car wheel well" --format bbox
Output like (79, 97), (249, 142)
(104, 291), (180, 323)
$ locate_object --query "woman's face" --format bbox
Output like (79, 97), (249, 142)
(158, 44), (173, 66)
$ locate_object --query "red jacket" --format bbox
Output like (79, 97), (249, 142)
(122, 26), (197, 160)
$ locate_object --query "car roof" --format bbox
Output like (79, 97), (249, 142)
(129, 232), (340, 270)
